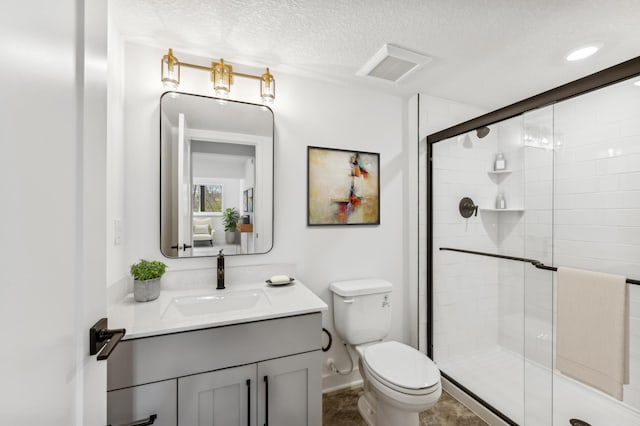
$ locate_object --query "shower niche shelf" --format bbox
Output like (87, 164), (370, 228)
(487, 169), (512, 175)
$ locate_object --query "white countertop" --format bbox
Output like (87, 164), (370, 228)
(108, 280), (328, 339)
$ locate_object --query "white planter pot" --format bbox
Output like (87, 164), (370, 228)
(225, 231), (237, 244)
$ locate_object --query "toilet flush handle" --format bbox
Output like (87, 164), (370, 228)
(343, 298), (354, 304)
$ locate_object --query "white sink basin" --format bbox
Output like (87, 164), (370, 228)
(162, 289), (270, 319)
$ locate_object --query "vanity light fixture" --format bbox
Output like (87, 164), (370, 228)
(161, 48), (276, 104)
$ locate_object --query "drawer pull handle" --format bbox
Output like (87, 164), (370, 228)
(109, 413), (157, 426)
(246, 379), (251, 426)
(263, 375), (269, 426)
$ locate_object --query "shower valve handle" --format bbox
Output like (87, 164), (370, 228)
(459, 197), (478, 218)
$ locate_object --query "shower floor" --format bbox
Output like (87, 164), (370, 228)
(438, 346), (640, 426)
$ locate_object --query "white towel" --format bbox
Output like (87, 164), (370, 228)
(556, 267), (629, 400)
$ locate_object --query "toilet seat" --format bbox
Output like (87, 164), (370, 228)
(361, 341), (440, 396)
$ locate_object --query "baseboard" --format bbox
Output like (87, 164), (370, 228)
(442, 376), (510, 426)
(322, 369), (363, 394)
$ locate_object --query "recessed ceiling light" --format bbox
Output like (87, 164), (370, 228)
(634, 80), (640, 87)
(566, 45), (600, 62)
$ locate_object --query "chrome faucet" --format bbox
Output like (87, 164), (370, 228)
(217, 249), (225, 290)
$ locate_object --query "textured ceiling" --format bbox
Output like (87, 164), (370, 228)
(111, 0), (640, 109)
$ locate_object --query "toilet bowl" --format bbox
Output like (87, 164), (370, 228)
(355, 341), (441, 426)
(329, 278), (442, 426)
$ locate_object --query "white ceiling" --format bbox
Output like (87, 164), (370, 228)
(111, 0), (640, 110)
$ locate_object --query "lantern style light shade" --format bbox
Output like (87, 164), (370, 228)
(213, 59), (232, 98)
(161, 48), (276, 103)
(260, 68), (275, 105)
(161, 48), (180, 90)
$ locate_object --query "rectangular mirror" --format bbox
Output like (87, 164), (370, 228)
(160, 92), (274, 257)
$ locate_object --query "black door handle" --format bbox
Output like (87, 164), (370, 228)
(108, 413), (157, 426)
(90, 318), (126, 361)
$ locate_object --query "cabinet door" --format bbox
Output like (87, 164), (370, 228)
(257, 351), (322, 426)
(107, 379), (177, 426)
(179, 364), (257, 426)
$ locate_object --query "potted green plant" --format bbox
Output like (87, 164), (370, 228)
(130, 259), (167, 302)
(223, 207), (240, 244)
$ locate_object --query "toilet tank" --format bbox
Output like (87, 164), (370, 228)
(329, 278), (392, 345)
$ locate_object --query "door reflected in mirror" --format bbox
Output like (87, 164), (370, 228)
(160, 92), (274, 258)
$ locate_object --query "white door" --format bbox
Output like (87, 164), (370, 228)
(0, 1), (109, 425)
(177, 113), (193, 256)
(178, 364), (257, 425)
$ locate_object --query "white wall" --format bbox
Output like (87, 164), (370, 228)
(111, 42), (408, 391)
(107, 9), (126, 289)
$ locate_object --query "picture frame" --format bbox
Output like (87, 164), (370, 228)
(307, 146), (380, 226)
(243, 189), (248, 212)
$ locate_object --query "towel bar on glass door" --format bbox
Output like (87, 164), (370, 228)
(438, 247), (640, 286)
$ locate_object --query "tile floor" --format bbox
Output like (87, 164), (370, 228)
(323, 386), (487, 425)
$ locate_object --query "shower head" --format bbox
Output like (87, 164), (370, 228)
(476, 126), (490, 139)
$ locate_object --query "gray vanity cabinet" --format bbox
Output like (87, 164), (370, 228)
(107, 312), (322, 426)
(107, 379), (177, 426)
(178, 364), (255, 425)
(177, 351), (321, 426)
(257, 351), (322, 426)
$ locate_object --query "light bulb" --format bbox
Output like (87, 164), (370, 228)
(214, 87), (229, 98)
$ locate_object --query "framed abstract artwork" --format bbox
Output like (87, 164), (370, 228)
(243, 189), (249, 212)
(307, 146), (380, 226)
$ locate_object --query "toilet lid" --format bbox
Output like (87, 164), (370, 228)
(363, 341), (440, 392)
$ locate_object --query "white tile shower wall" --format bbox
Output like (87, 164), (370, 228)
(418, 95), (487, 353)
(552, 81), (640, 410)
(494, 117), (527, 355)
(432, 130), (501, 364)
(503, 108), (556, 367)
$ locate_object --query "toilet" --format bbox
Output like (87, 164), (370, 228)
(330, 278), (441, 426)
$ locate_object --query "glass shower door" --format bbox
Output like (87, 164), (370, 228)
(522, 106), (554, 426)
(549, 76), (640, 426)
(431, 109), (555, 425)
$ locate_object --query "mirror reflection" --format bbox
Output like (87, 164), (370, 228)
(160, 92), (274, 257)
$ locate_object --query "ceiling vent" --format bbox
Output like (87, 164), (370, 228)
(357, 44), (432, 83)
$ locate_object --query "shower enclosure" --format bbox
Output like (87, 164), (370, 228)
(426, 59), (640, 425)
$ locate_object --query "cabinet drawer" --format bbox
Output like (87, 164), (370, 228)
(108, 312), (322, 390)
(108, 379), (176, 426)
